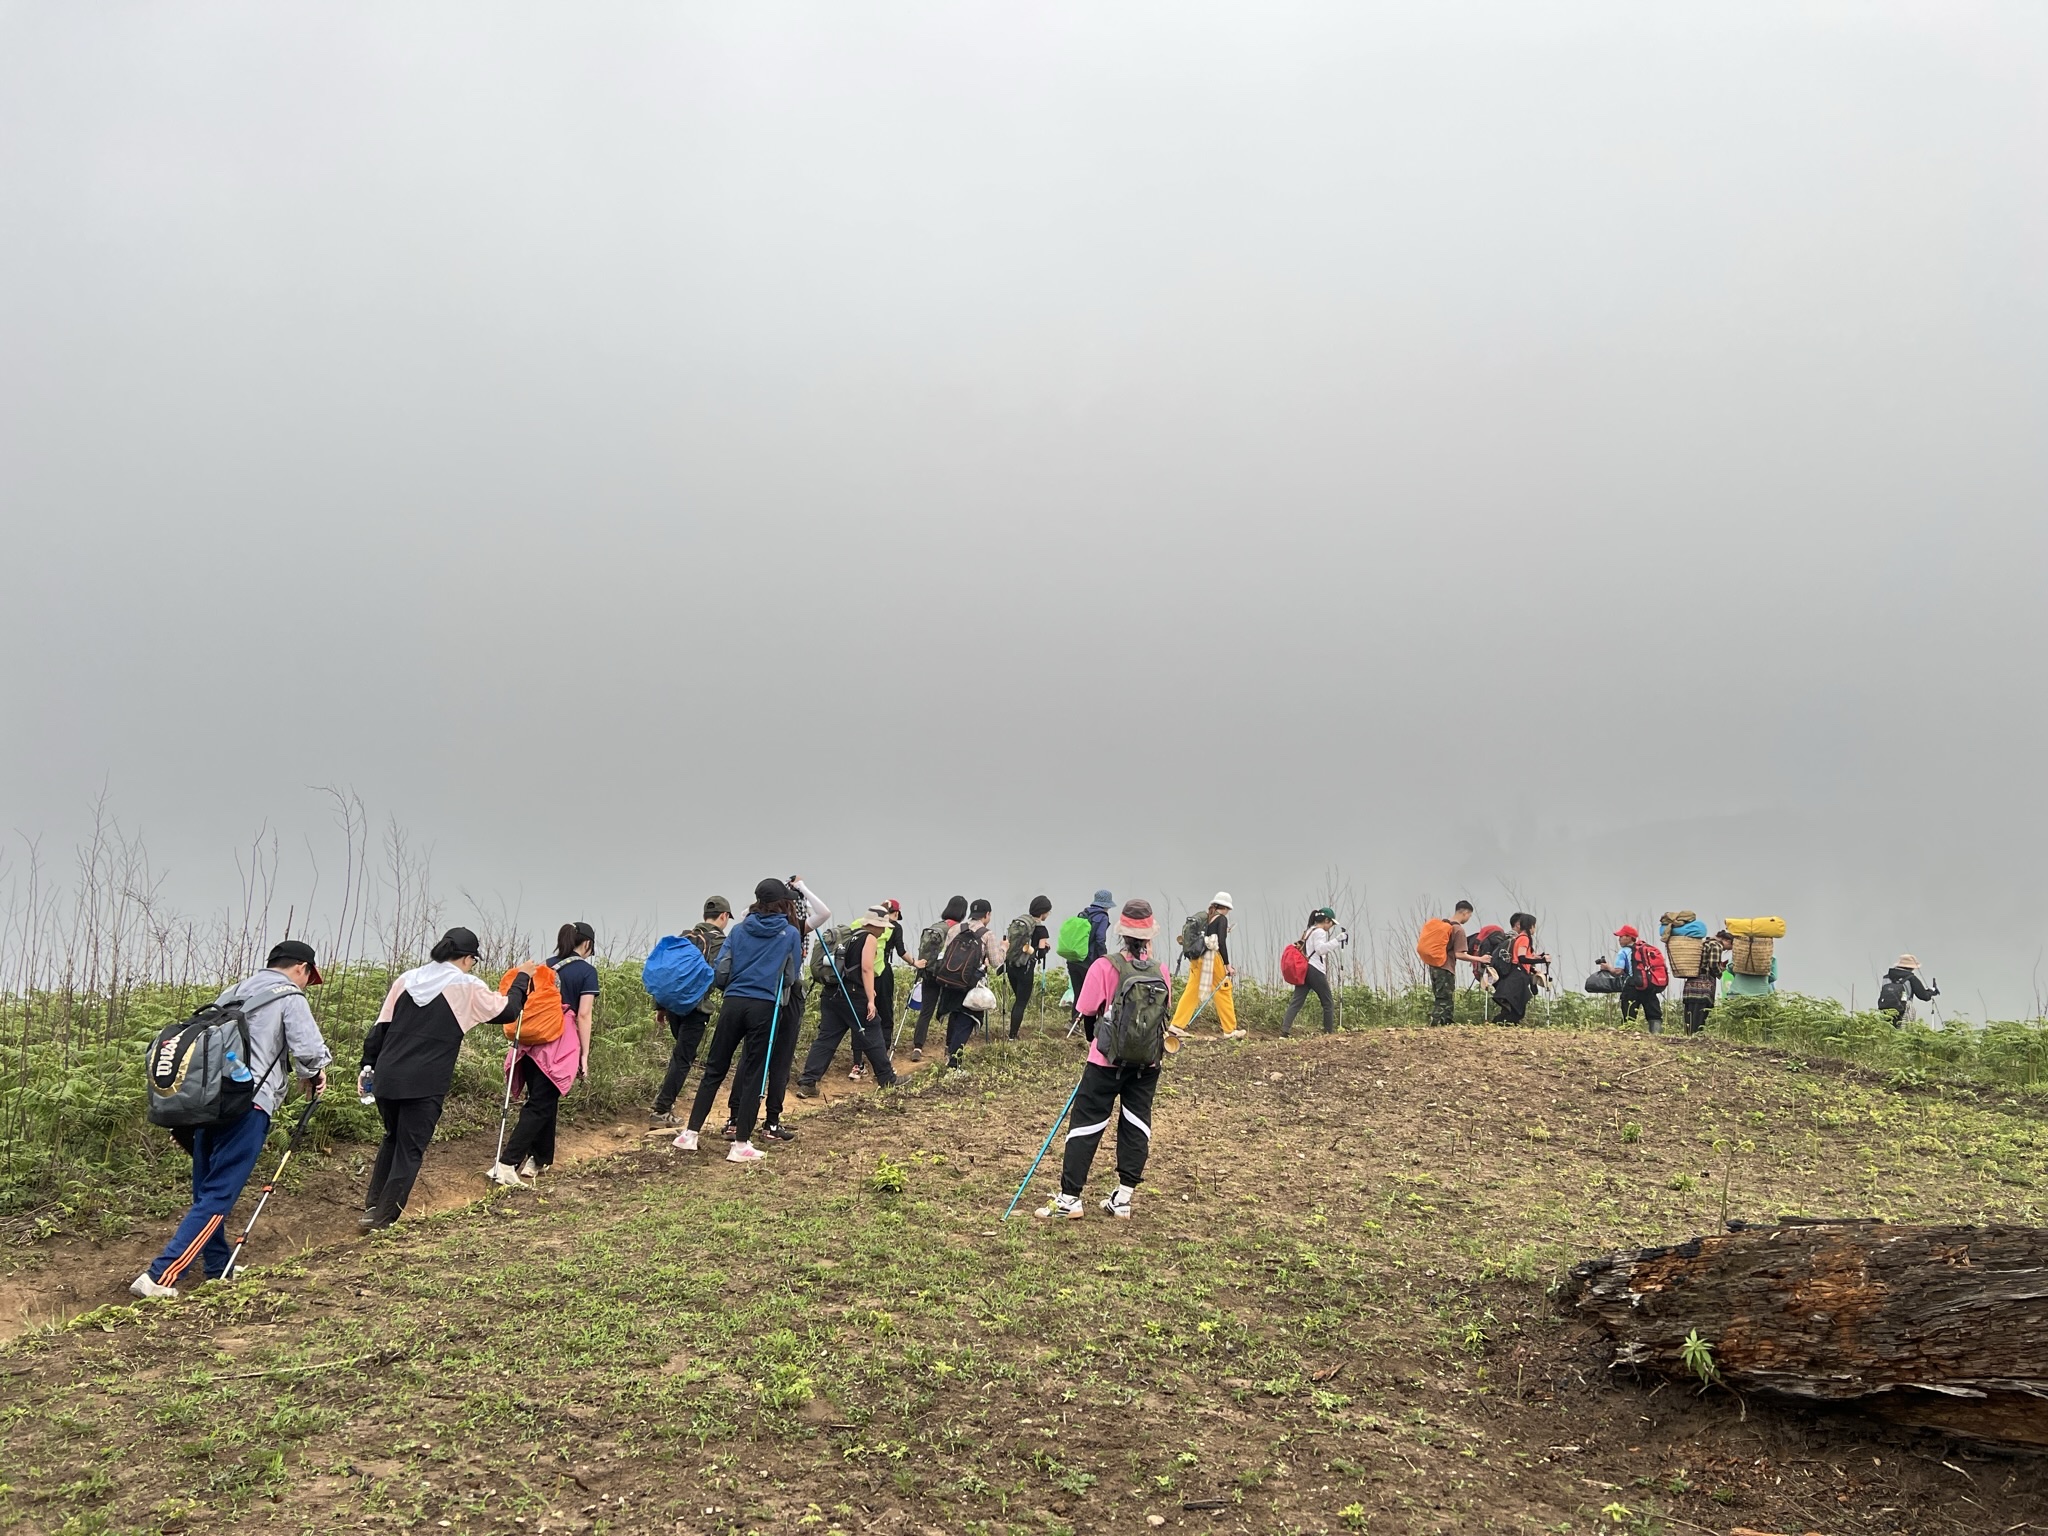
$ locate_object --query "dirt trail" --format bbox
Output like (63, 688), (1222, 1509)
(0, 1046), (933, 1341)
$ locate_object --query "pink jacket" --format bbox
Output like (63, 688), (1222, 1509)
(1076, 952), (1172, 1068)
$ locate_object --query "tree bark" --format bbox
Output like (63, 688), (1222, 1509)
(1563, 1221), (2048, 1447)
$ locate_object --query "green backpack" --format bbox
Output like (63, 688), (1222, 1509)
(1055, 914), (1093, 963)
(809, 924), (854, 986)
(1005, 915), (1034, 967)
(1096, 955), (1170, 1066)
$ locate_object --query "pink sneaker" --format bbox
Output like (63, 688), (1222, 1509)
(726, 1140), (765, 1163)
(672, 1128), (699, 1152)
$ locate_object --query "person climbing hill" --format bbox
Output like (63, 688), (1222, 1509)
(1003, 896), (1053, 1039)
(488, 921), (597, 1187)
(1170, 892), (1238, 1037)
(648, 897), (732, 1129)
(1878, 955), (1938, 1025)
(673, 879), (805, 1164)
(1282, 908), (1347, 1036)
(1416, 902), (1474, 1026)
(910, 896), (966, 1062)
(1058, 890), (1114, 1025)
(1599, 925), (1667, 1033)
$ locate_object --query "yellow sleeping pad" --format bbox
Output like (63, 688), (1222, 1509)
(1725, 915), (1786, 939)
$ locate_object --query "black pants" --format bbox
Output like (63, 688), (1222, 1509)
(1060, 1060), (1160, 1196)
(759, 989), (804, 1125)
(1006, 962), (1037, 1038)
(1066, 959), (1091, 1016)
(1621, 987), (1665, 1032)
(1427, 965), (1456, 1026)
(366, 1095), (445, 1227)
(500, 1057), (562, 1170)
(1682, 997), (1713, 1034)
(875, 965), (897, 1042)
(1492, 967), (1535, 1024)
(688, 994), (778, 1143)
(940, 983), (983, 1064)
(652, 1006), (710, 1114)
(913, 971), (942, 1049)
(800, 991), (896, 1088)
(1281, 968), (1335, 1034)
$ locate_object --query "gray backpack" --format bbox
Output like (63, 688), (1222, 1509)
(1096, 956), (1170, 1066)
(145, 983), (301, 1128)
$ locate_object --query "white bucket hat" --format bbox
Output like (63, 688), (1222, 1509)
(1211, 891), (1233, 909)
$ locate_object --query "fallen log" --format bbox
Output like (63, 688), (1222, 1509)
(1563, 1221), (2048, 1447)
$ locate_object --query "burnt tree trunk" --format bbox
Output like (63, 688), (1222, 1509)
(1564, 1221), (2048, 1446)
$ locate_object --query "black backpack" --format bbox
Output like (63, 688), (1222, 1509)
(144, 986), (299, 1128)
(1179, 914), (1209, 965)
(1877, 972), (1910, 1017)
(1096, 956), (1171, 1066)
(931, 924), (988, 991)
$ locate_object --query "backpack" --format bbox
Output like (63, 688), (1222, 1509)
(1487, 930), (1517, 974)
(1630, 940), (1669, 992)
(1877, 974), (1908, 1016)
(1280, 942), (1309, 987)
(932, 924), (988, 990)
(1095, 955), (1171, 1066)
(809, 924), (854, 986)
(642, 936), (715, 1017)
(1055, 914), (1093, 963)
(1005, 915), (1035, 968)
(498, 963), (565, 1045)
(685, 921), (726, 967)
(1179, 914), (1209, 965)
(144, 984), (301, 1128)
(1417, 917), (1455, 969)
(918, 921), (949, 965)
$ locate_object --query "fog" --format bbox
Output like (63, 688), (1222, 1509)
(4, 4), (2044, 1010)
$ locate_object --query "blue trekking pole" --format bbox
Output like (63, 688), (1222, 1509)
(1004, 1077), (1083, 1220)
(757, 974), (787, 1111)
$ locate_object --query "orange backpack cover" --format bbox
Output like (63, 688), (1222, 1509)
(498, 963), (565, 1046)
(1417, 918), (1454, 969)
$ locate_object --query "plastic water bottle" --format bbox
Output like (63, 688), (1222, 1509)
(356, 1065), (375, 1105)
(224, 1042), (254, 1083)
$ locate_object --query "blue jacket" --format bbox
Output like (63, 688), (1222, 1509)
(1082, 903), (1111, 964)
(715, 912), (804, 1002)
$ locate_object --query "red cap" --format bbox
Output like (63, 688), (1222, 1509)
(1614, 925), (1639, 940)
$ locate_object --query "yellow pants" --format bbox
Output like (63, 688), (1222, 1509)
(1171, 952), (1238, 1034)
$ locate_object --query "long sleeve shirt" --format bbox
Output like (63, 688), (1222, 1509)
(217, 969), (333, 1118)
(1303, 925), (1346, 976)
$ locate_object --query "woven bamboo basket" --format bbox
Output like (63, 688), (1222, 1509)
(1666, 935), (1705, 979)
(1730, 934), (1775, 978)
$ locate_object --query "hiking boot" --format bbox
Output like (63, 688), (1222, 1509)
(647, 1110), (680, 1128)
(1034, 1193), (1084, 1221)
(485, 1161), (529, 1189)
(516, 1156), (540, 1180)
(793, 1082), (819, 1100)
(910, 1047), (922, 1062)
(129, 1270), (178, 1300)
(1101, 1186), (1135, 1220)
(673, 1128), (700, 1152)
(727, 1140), (765, 1163)
(761, 1122), (797, 1143)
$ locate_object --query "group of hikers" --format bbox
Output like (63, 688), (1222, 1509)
(129, 882), (1937, 1300)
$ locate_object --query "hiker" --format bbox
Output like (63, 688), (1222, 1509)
(673, 879), (806, 1163)
(1002, 896), (1054, 1039)
(1037, 899), (1173, 1221)
(797, 905), (900, 1096)
(1599, 925), (1668, 1032)
(1721, 928), (1778, 998)
(1680, 930), (1725, 1035)
(909, 895), (967, 1062)
(361, 928), (532, 1229)
(488, 922), (598, 1188)
(1878, 955), (1938, 1025)
(932, 898), (1005, 1067)
(131, 940), (333, 1300)
(1416, 902), (1475, 1025)
(1489, 912), (1548, 1024)
(737, 875), (830, 1144)
(648, 897), (733, 1129)
(1281, 908), (1348, 1035)
(1170, 892), (1239, 1037)
(874, 898), (910, 1047)
(1058, 889), (1115, 1021)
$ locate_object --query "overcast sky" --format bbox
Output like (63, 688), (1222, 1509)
(4, 3), (2044, 1011)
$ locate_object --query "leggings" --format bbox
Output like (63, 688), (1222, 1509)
(1281, 967), (1335, 1035)
(366, 1095), (446, 1228)
(1006, 962), (1037, 1038)
(652, 1005), (710, 1114)
(687, 995), (776, 1142)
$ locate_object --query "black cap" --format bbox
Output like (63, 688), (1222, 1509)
(439, 926), (482, 959)
(703, 895), (733, 919)
(754, 877), (793, 906)
(267, 938), (324, 985)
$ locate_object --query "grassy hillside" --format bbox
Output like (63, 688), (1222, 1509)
(3, 1026), (2045, 1534)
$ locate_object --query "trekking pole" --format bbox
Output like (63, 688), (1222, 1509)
(493, 1037), (519, 1168)
(757, 975), (788, 1110)
(220, 1088), (322, 1282)
(1003, 1077), (1084, 1220)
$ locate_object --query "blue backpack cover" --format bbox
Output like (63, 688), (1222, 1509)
(643, 933), (715, 1015)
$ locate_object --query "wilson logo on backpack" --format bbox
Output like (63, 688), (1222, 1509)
(144, 985), (300, 1129)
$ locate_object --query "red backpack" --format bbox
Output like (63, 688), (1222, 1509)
(1280, 942), (1309, 987)
(1632, 940), (1669, 992)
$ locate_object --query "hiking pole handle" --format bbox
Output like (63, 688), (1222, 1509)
(1004, 1078), (1083, 1220)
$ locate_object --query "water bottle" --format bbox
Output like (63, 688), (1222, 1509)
(357, 1065), (376, 1105)
(224, 1042), (254, 1083)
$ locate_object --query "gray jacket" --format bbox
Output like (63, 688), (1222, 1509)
(216, 968), (333, 1118)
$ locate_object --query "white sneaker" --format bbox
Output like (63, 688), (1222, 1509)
(673, 1128), (699, 1152)
(516, 1156), (539, 1180)
(1101, 1186), (1135, 1219)
(485, 1161), (529, 1189)
(129, 1271), (178, 1300)
(727, 1140), (765, 1163)
(1035, 1193), (1084, 1221)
